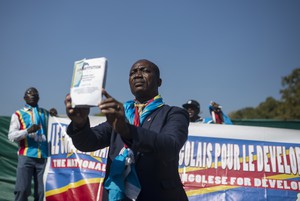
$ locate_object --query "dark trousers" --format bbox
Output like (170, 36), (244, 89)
(14, 155), (47, 201)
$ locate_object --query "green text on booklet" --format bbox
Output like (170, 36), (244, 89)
(70, 57), (107, 108)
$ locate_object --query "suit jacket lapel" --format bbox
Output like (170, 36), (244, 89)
(141, 106), (163, 129)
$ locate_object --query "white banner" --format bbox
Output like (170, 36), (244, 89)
(45, 116), (300, 201)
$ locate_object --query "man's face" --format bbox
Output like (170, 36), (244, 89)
(24, 88), (39, 107)
(50, 109), (58, 116)
(186, 107), (196, 119)
(129, 60), (161, 101)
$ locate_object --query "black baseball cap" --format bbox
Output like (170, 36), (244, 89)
(182, 100), (200, 111)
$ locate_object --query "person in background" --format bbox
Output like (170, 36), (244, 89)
(65, 59), (189, 201)
(8, 87), (49, 201)
(209, 101), (224, 124)
(182, 99), (203, 122)
(49, 108), (58, 117)
(204, 101), (233, 125)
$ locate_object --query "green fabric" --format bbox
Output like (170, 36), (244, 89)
(0, 116), (17, 201)
(0, 116), (34, 201)
(232, 119), (300, 130)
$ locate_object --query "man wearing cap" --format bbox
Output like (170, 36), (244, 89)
(182, 100), (203, 122)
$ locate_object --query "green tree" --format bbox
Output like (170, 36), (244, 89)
(255, 97), (281, 119)
(279, 68), (300, 120)
(229, 107), (256, 119)
(229, 68), (300, 120)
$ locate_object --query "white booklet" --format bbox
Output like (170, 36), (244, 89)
(70, 57), (107, 108)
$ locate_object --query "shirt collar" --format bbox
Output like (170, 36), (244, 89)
(24, 104), (39, 111)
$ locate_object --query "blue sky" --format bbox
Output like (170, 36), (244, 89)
(1, 1), (299, 118)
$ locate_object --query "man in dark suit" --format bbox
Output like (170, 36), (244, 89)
(64, 59), (189, 201)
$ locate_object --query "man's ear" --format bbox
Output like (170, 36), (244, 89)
(158, 78), (162, 87)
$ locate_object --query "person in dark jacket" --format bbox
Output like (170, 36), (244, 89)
(182, 99), (203, 122)
(64, 59), (189, 201)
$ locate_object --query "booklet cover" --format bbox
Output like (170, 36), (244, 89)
(70, 57), (107, 108)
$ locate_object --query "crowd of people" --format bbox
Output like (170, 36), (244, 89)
(8, 59), (232, 201)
